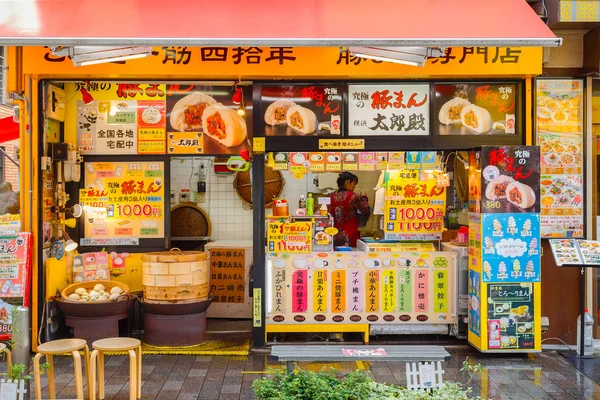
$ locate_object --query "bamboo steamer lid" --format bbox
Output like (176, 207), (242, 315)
(233, 165), (284, 208)
(170, 204), (211, 238)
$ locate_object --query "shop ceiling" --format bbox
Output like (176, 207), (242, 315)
(0, 0), (560, 48)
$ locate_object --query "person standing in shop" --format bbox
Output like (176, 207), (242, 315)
(329, 171), (371, 247)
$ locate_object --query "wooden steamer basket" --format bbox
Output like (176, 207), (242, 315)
(141, 250), (209, 304)
(233, 165), (285, 208)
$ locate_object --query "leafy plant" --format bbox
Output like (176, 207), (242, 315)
(252, 366), (479, 400)
(459, 357), (483, 385)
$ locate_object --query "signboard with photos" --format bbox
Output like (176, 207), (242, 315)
(549, 239), (600, 266)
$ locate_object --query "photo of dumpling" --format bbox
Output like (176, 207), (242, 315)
(439, 97), (471, 125)
(506, 181), (536, 209)
(264, 99), (297, 126)
(201, 104), (248, 148)
(485, 175), (515, 201)
(286, 105), (317, 134)
(170, 92), (217, 132)
(461, 104), (492, 134)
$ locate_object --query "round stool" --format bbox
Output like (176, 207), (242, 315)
(89, 338), (141, 400)
(0, 343), (12, 377)
(33, 338), (90, 400)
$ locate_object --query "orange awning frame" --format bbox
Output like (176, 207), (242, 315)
(0, 0), (561, 48)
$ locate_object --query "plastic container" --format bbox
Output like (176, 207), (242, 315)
(577, 308), (594, 357)
(306, 193), (314, 216)
(299, 195), (306, 209)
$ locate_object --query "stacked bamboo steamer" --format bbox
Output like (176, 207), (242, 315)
(141, 250), (209, 304)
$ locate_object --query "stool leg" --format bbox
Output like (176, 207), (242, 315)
(98, 351), (105, 400)
(83, 345), (91, 393)
(135, 346), (142, 399)
(128, 350), (137, 400)
(33, 353), (43, 400)
(89, 350), (98, 400)
(72, 350), (84, 400)
(46, 354), (56, 399)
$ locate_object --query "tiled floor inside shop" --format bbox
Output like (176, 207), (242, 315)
(10, 346), (600, 399)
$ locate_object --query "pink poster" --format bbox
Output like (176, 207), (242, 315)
(414, 269), (429, 313)
(292, 270), (308, 313)
(348, 269), (364, 313)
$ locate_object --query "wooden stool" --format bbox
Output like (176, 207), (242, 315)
(33, 338), (90, 400)
(89, 338), (141, 400)
(0, 343), (12, 376)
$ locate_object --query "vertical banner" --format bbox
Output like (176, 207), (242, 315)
(469, 270), (481, 337)
(434, 270), (448, 313)
(332, 270), (346, 313)
(292, 270), (308, 313)
(367, 270), (380, 313)
(414, 270), (429, 313)
(208, 248), (245, 303)
(348, 270), (364, 313)
(313, 270), (328, 313)
(398, 270), (413, 313)
(382, 270), (396, 313)
(271, 269), (287, 314)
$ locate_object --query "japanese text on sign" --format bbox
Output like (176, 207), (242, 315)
(209, 249), (245, 303)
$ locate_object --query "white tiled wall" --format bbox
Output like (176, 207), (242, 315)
(170, 157), (252, 241)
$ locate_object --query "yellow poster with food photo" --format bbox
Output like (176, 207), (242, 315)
(81, 162), (165, 243)
(267, 221), (313, 253)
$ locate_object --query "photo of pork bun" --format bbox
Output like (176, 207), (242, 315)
(461, 104), (492, 134)
(438, 97), (471, 125)
(506, 181), (536, 209)
(201, 104), (248, 148)
(485, 175), (515, 201)
(286, 105), (317, 134)
(264, 99), (297, 126)
(170, 92), (217, 131)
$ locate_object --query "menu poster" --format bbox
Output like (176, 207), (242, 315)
(261, 84), (344, 136)
(348, 84), (430, 136)
(576, 241), (600, 264)
(433, 83), (517, 136)
(68, 82), (167, 155)
(487, 283), (535, 350)
(81, 162), (165, 244)
(0, 233), (31, 337)
(548, 239), (583, 266)
(383, 170), (446, 241)
(267, 221), (313, 253)
(468, 270), (481, 337)
(166, 84), (253, 155)
(209, 248), (245, 303)
(536, 79), (585, 238)
(481, 213), (541, 283)
(480, 146), (540, 213)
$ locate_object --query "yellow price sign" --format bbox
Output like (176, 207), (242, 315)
(319, 139), (365, 150)
(253, 137), (265, 154)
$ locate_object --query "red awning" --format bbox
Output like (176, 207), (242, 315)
(0, 117), (19, 144)
(0, 0), (560, 47)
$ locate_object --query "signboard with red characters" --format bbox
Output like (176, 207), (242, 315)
(0, 233), (32, 340)
(470, 146), (540, 214)
(261, 84), (344, 136)
(348, 84), (429, 136)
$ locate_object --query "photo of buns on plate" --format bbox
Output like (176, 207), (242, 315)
(485, 175), (515, 200)
(202, 104), (248, 148)
(170, 92), (217, 131)
(286, 105), (317, 134)
(506, 181), (536, 209)
(439, 98), (471, 125)
(461, 104), (492, 133)
(264, 99), (297, 125)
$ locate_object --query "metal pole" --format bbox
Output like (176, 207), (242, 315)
(580, 267), (586, 357)
(12, 306), (31, 367)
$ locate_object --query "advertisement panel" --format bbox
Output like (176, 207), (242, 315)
(433, 83), (517, 136)
(536, 79), (584, 238)
(81, 162), (165, 244)
(487, 283), (535, 350)
(267, 221), (313, 253)
(266, 251), (456, 325)
(0, 233), (31, 338)
(347, 84), (430, 136)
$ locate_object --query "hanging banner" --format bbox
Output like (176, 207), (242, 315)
(348, 84), (430, 136)
(384, 170), (446, 240)
(266, 251), (456, 324)
(81, 161), (165, 243)
(536, 79), (584, 238)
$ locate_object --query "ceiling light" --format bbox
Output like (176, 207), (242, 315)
(349, 46), (445, 67)
(52, 46), (152, 67)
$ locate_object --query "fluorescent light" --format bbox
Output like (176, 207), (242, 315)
(78, 52), (149, 66)
(351, 52), (421, 66)
(349, 46), (445, 67)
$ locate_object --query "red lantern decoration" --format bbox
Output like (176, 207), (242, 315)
(81, 88), (94, 105)
(232, 86), (243, 105)
(240, 148), (250, 162)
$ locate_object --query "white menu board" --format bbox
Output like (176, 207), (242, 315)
(548, 239), (600, 266)
(348, 84), (430, 136)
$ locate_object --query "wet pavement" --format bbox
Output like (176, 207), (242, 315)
(15, 346), (600, 399)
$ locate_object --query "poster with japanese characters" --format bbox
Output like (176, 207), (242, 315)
(267, 220), (313, 253)
(536, 79), (584, 238)
(67, 82), (167, 155)
(208, 248), (245, 303)
(261, 84), (344, 136)
(480, 213), (541, 283)
(479, 146), (540, 214)
(487, 283), (535, 350)
(348, 84), (429, 136)
(266, 251), (456, 325)
(383, 170), (446, 241)
(166, 84), (253, 155)
(469, 270), (481, 337)
(0, 233), (31, 338)
(433, 83), (517, 136)
(81, 162), (165, 245)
